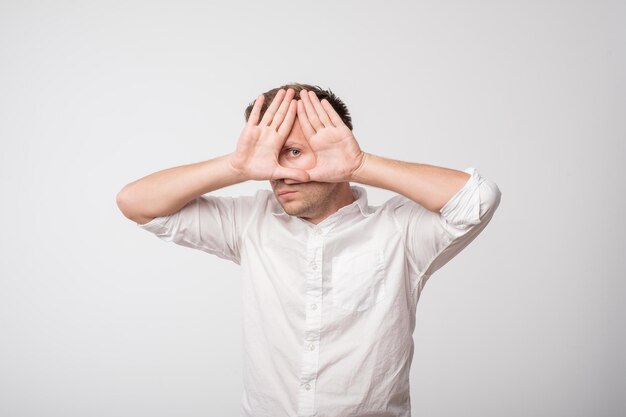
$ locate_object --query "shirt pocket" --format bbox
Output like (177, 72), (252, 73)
(331, 249), (387, 312)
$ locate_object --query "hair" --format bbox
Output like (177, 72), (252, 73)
(244, 83), (353, 130)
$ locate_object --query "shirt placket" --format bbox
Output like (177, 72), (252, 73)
(296, 226), (324, 417)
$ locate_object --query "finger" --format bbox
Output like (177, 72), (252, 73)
(248, 95), (265, 126)
(270, 88), (296, 129)
(304, 166), (325, 183)
(277, 100), (297, 137)
(308, 91), (333, 127)
(321, 99), (345, 127)
(260, 89), (286, 126)
(299, 89), (323, 131)
(296, 100), (316, 139)
(273, 166), (310, 183)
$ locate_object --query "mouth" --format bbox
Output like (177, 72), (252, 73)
(277, 190), (297, 198)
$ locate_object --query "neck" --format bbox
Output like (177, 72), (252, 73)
(304, 183), (355, 225)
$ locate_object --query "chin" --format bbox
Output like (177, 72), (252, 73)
(281, 201), (310, 218)
(282, 204), (304, 217)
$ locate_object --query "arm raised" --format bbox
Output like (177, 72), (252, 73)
(116, 155), (245, 225)
(351, 154), (471, 213)
(296, 89), (472, 212)
(117, 88), (307, 225)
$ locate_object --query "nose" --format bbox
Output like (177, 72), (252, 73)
(283, 178), (302, 185)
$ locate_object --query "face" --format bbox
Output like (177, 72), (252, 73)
(270, 119), (352, 224)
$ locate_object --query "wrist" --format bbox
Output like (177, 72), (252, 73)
(225, 152), (251, 182)
(350, 152), (370, 183)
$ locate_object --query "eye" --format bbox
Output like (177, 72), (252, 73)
(287, 148), (301, 157)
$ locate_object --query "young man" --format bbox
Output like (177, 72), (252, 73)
(116, 84), (502, 417)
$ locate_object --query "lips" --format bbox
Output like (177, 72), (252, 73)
(277, 190), (297, 197)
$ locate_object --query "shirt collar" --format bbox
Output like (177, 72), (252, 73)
(342, 185), (372, 217)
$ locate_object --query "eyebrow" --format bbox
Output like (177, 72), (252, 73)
(282, 140), (305, 148)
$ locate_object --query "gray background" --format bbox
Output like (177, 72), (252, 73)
(1, 0), (624, 416)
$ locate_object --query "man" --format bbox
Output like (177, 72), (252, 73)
(116, 84), (502, 417)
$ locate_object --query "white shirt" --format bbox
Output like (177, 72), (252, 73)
(139, 167), (502, 417)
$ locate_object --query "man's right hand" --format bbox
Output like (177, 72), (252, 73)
(229, 88), (310, 182)
(117, 88), (309, 225)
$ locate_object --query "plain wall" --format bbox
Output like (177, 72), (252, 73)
(1, 0), (624, 416)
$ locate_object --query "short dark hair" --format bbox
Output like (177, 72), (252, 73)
(244, 83), (353, 130)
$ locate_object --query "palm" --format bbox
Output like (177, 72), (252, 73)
(229, 89), (309, 182)
(231, 125), (288, 180)
(297, 90), (364, 182)
(307, 125), (362, 182)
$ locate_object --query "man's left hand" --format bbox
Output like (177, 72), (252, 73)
(297, 90), (365, 182)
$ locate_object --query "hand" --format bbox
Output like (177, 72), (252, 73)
(230, 89), (310, 182)
(297, 90), (365, 182)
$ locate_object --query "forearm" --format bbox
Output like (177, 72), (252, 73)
(351, 153), (471, 213)
(116, 154), (246, 224)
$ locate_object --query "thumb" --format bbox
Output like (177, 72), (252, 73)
(305, 166), (326, 182)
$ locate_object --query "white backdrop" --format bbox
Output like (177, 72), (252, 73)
(1, 1), (624, 416)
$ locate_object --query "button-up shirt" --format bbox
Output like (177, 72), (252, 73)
(138, 167), (502, 417)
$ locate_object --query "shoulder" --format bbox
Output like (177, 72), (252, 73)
(349, 185), (406, 215)
(359, 188), (422, 216)
(349, 185), (426, 225)
(197, 188), (274, 207)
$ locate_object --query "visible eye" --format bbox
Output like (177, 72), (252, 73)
(287, 148), (301, 157)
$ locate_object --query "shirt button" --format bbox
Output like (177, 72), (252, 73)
(308, 343), (315, 351)
(311, 263), (317, 270)
(304, 383), (312, 391)
(310, 304), (318, 310)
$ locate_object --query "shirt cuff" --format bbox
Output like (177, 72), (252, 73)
(136, 215), (169, 234)
(439, 167), (485, 229)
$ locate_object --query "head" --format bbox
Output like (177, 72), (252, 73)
(244, 83), (356, 224)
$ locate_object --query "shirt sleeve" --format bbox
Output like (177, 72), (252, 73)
(391, 167), (502, 291)
(137, 192), (262, 265)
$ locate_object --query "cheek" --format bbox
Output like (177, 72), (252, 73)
(279, 154), (316, 170)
